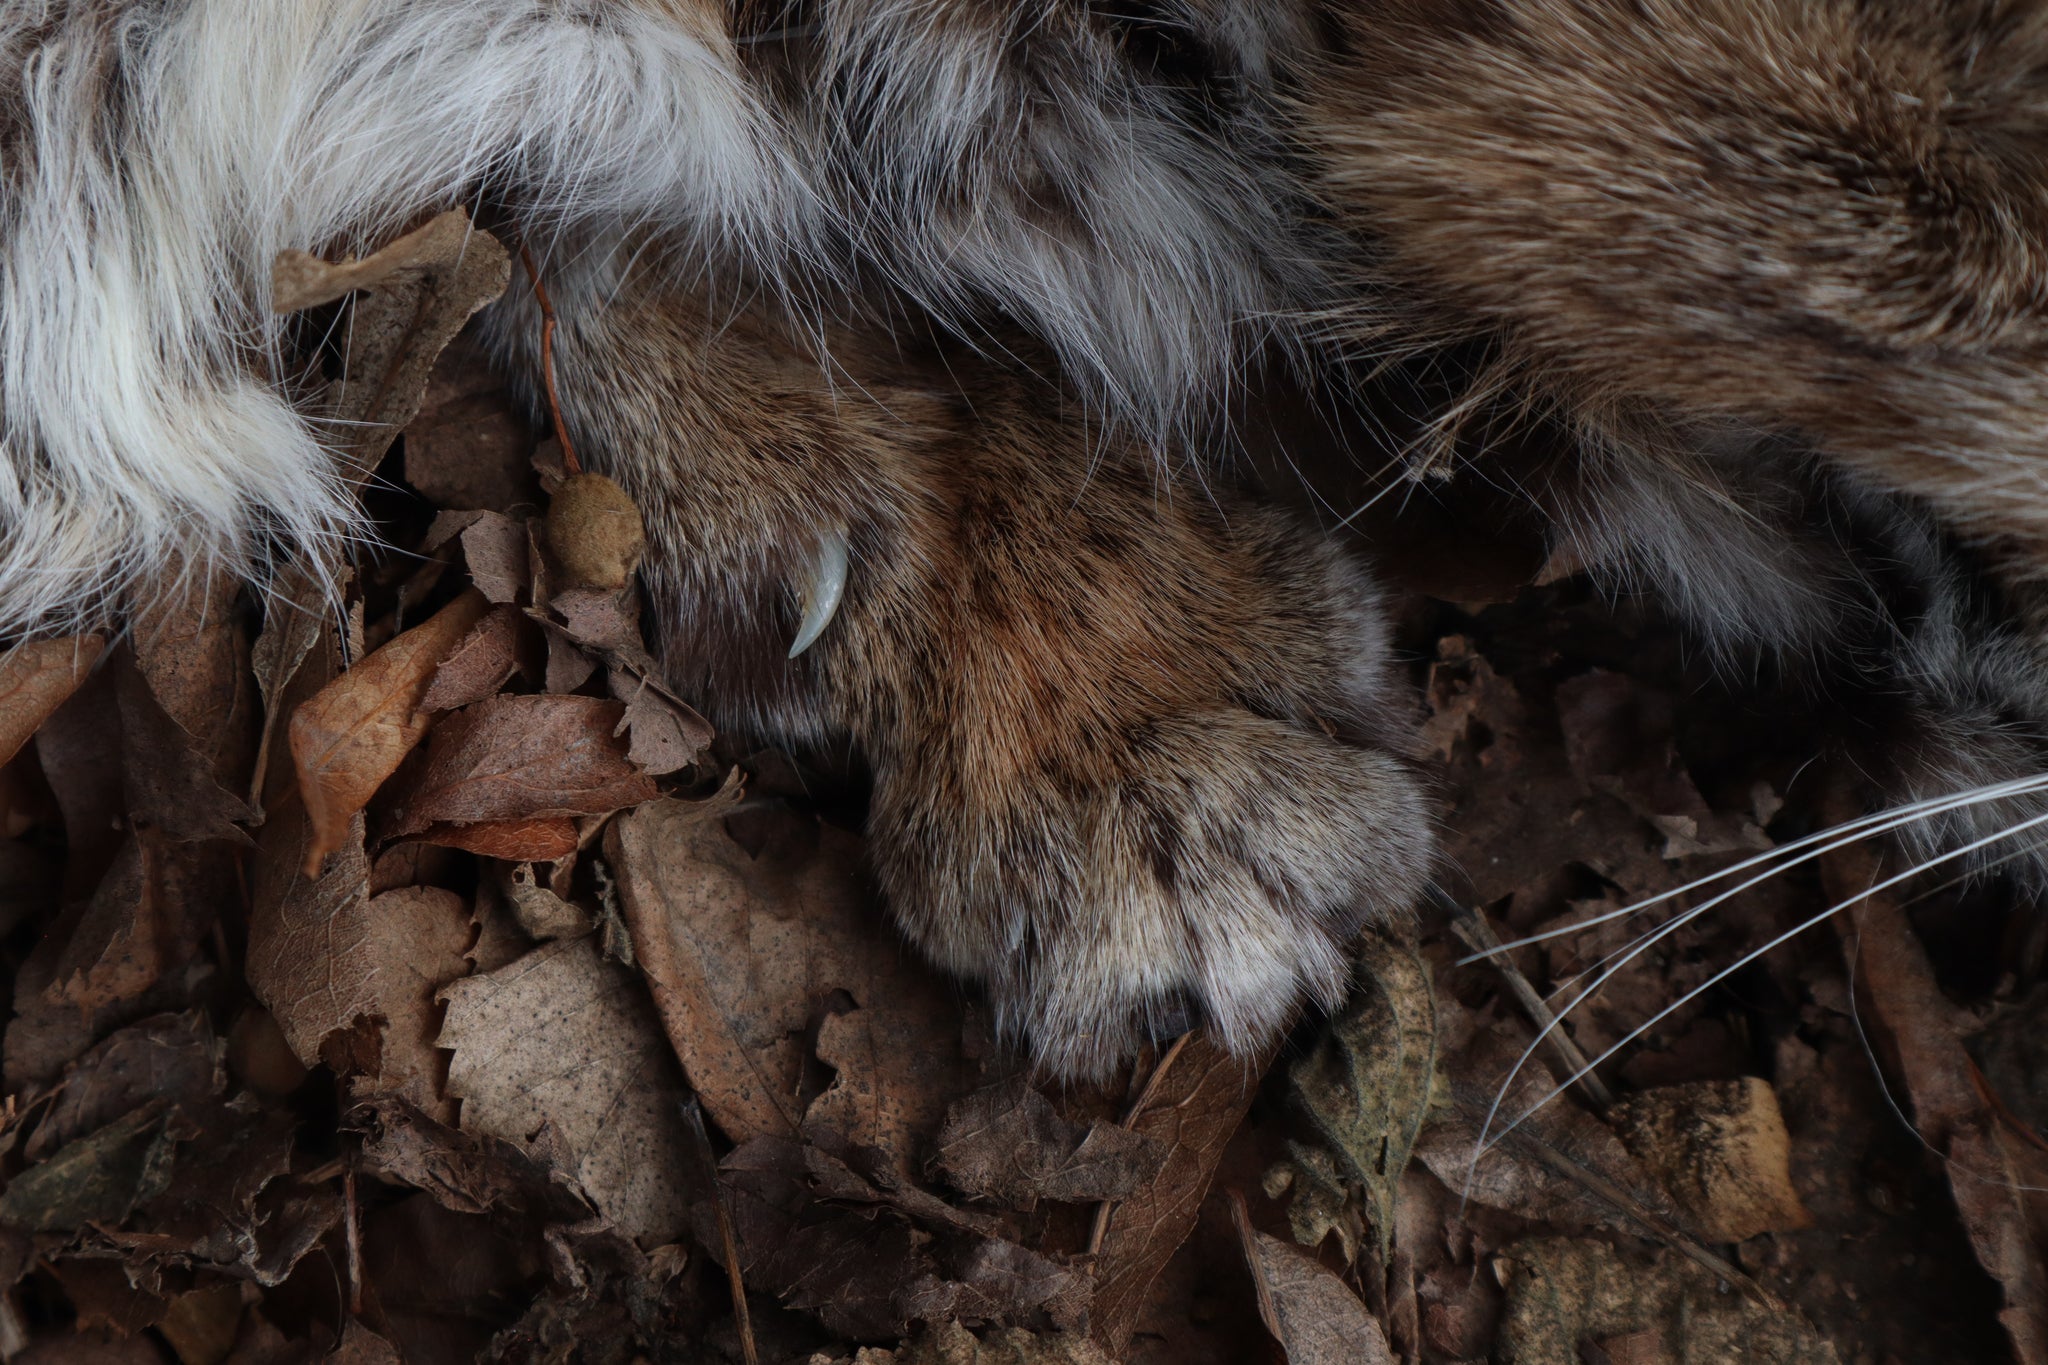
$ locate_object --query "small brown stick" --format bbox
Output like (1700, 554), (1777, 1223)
(516, 243), (583, 476)
(1225, 1189), (1281, 1333)
(1086, 1030), (1193, 1258)
(343, 1158), (364, 1318)
(1433, 885), (1616, 1111)
(682, 1099), (757, 1365)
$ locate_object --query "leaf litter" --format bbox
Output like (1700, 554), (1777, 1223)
(0, 218), (2033, 1365)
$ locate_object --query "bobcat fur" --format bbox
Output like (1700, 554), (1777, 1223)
(2, 0), (2045, 1075)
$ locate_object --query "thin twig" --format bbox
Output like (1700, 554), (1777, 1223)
(1087, 1030), (1193, 1258)
(682, 1099), (756, 1365)
(516, 243), (583, 476)
(343, 1158), (364, 1318)
(1431, 885), (1615, 1111)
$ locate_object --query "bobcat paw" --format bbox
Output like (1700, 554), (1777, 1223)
(867, 708), (1432, 1081)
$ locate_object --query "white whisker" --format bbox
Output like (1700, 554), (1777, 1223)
(1477, 801), (2048, 1161)
(1462, 773), (2048, 963)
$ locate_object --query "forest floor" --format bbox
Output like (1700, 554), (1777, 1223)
(0, 215), (2040, 1365)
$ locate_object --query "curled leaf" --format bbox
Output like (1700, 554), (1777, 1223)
(288, 589), (488, 876)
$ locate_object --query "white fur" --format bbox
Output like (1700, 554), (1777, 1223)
(0, 0), (805, 636)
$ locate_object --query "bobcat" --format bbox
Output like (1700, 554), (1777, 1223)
(2, 0), (2043, 1077)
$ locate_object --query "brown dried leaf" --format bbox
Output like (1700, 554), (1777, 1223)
(1556, 670), (1768, 859)
(1609, 1078), (1811, 1243)
(41, 838), (166, 1013)
(30, 1012), (221, 1162)
(289, 589), (489, 877)
(458, 512), (530, 607)
(608, 787), (969, 1165)
(324, 1320), (399, 1365)
(351, 1095), (589, 1222)
(547, 586), (647, 662)
(1089, 1034), (1271, 1354)
(114, 653), (254, 844)
(607, 671), (712, 776)
(385, 693), (657, 839)
(247, 878), (471, 1121)
(404, 335), (539, 514)
(934, 1079), (1167, 1210)
(498, 862), (591, 941)
(124, 1100), (334, 1286)
(438, 934), (693, 1244)
(1416, 1028), (1687, 1239)
(414, 816), (578, 863)
(818, 1320), (1118, 1364)
(157, 1282), (244, 1365)
(718, 1138), (1089, 1340)
(279, 211), (511, 488)
(542, 628), (600, 695)
(275, 211), (488, 312)
(0, 637), (104, 768)
(420, 605), (527, 713)
(53, 1257), (168, 1337)
(248, 563), (348, 816)
(1230, 1193), (1394, 1365)
(129, 559), (253, 786)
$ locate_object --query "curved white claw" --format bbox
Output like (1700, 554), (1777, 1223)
(789, 531), (849, 658)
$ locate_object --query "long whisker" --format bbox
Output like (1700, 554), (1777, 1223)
(1461, 774), (2048, 963)
(1540, 776), (2048, 1001)
(1480, 803), (2048, 1159)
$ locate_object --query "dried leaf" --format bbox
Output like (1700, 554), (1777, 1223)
(351, 1096), (588, 1222)
(279, 211), (511, 485)
(495, 861), (591, 941)
(438, 934), (693, 1244)
(324, 1320), (400, 1365)
(0, 1105), (175, 1233)
(421, 605), (528, 713)
(934, 1079), (1167, 1210)
(414, 817), (578, 863)
(1556, 671), (1768, 859)
(1609, 1078), (1811, 1243)
(404, 335), (539, 514)
(0, 637), (104, 767)
(129, 559), (253, 786)
(248, 877), (471, 1121)
(459, 512), (530, 607)
(157, 1282), (244, 1365)
(1089, 1033), (1270, 1354)
(385, 694), (657, 839)
(42, 838), (166, 1013)
(30, 1012), (221, 1161)
(608, 787), (969, 1165)
(1231, 1193), (1394, 1365)
(824, 1320), (1117, 1364)
(718, 1138), (1089, 1340)
(115, 656), (254, 845)
(1288, 933), (1437, 1260)
(607, 671), (712, 776)
(289, 590), (489, 876)
(1416, 1043), (1687, 1240)
(248, 563), (347, 816)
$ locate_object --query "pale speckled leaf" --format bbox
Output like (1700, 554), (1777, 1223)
(1286, 932), (1436, 1259)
